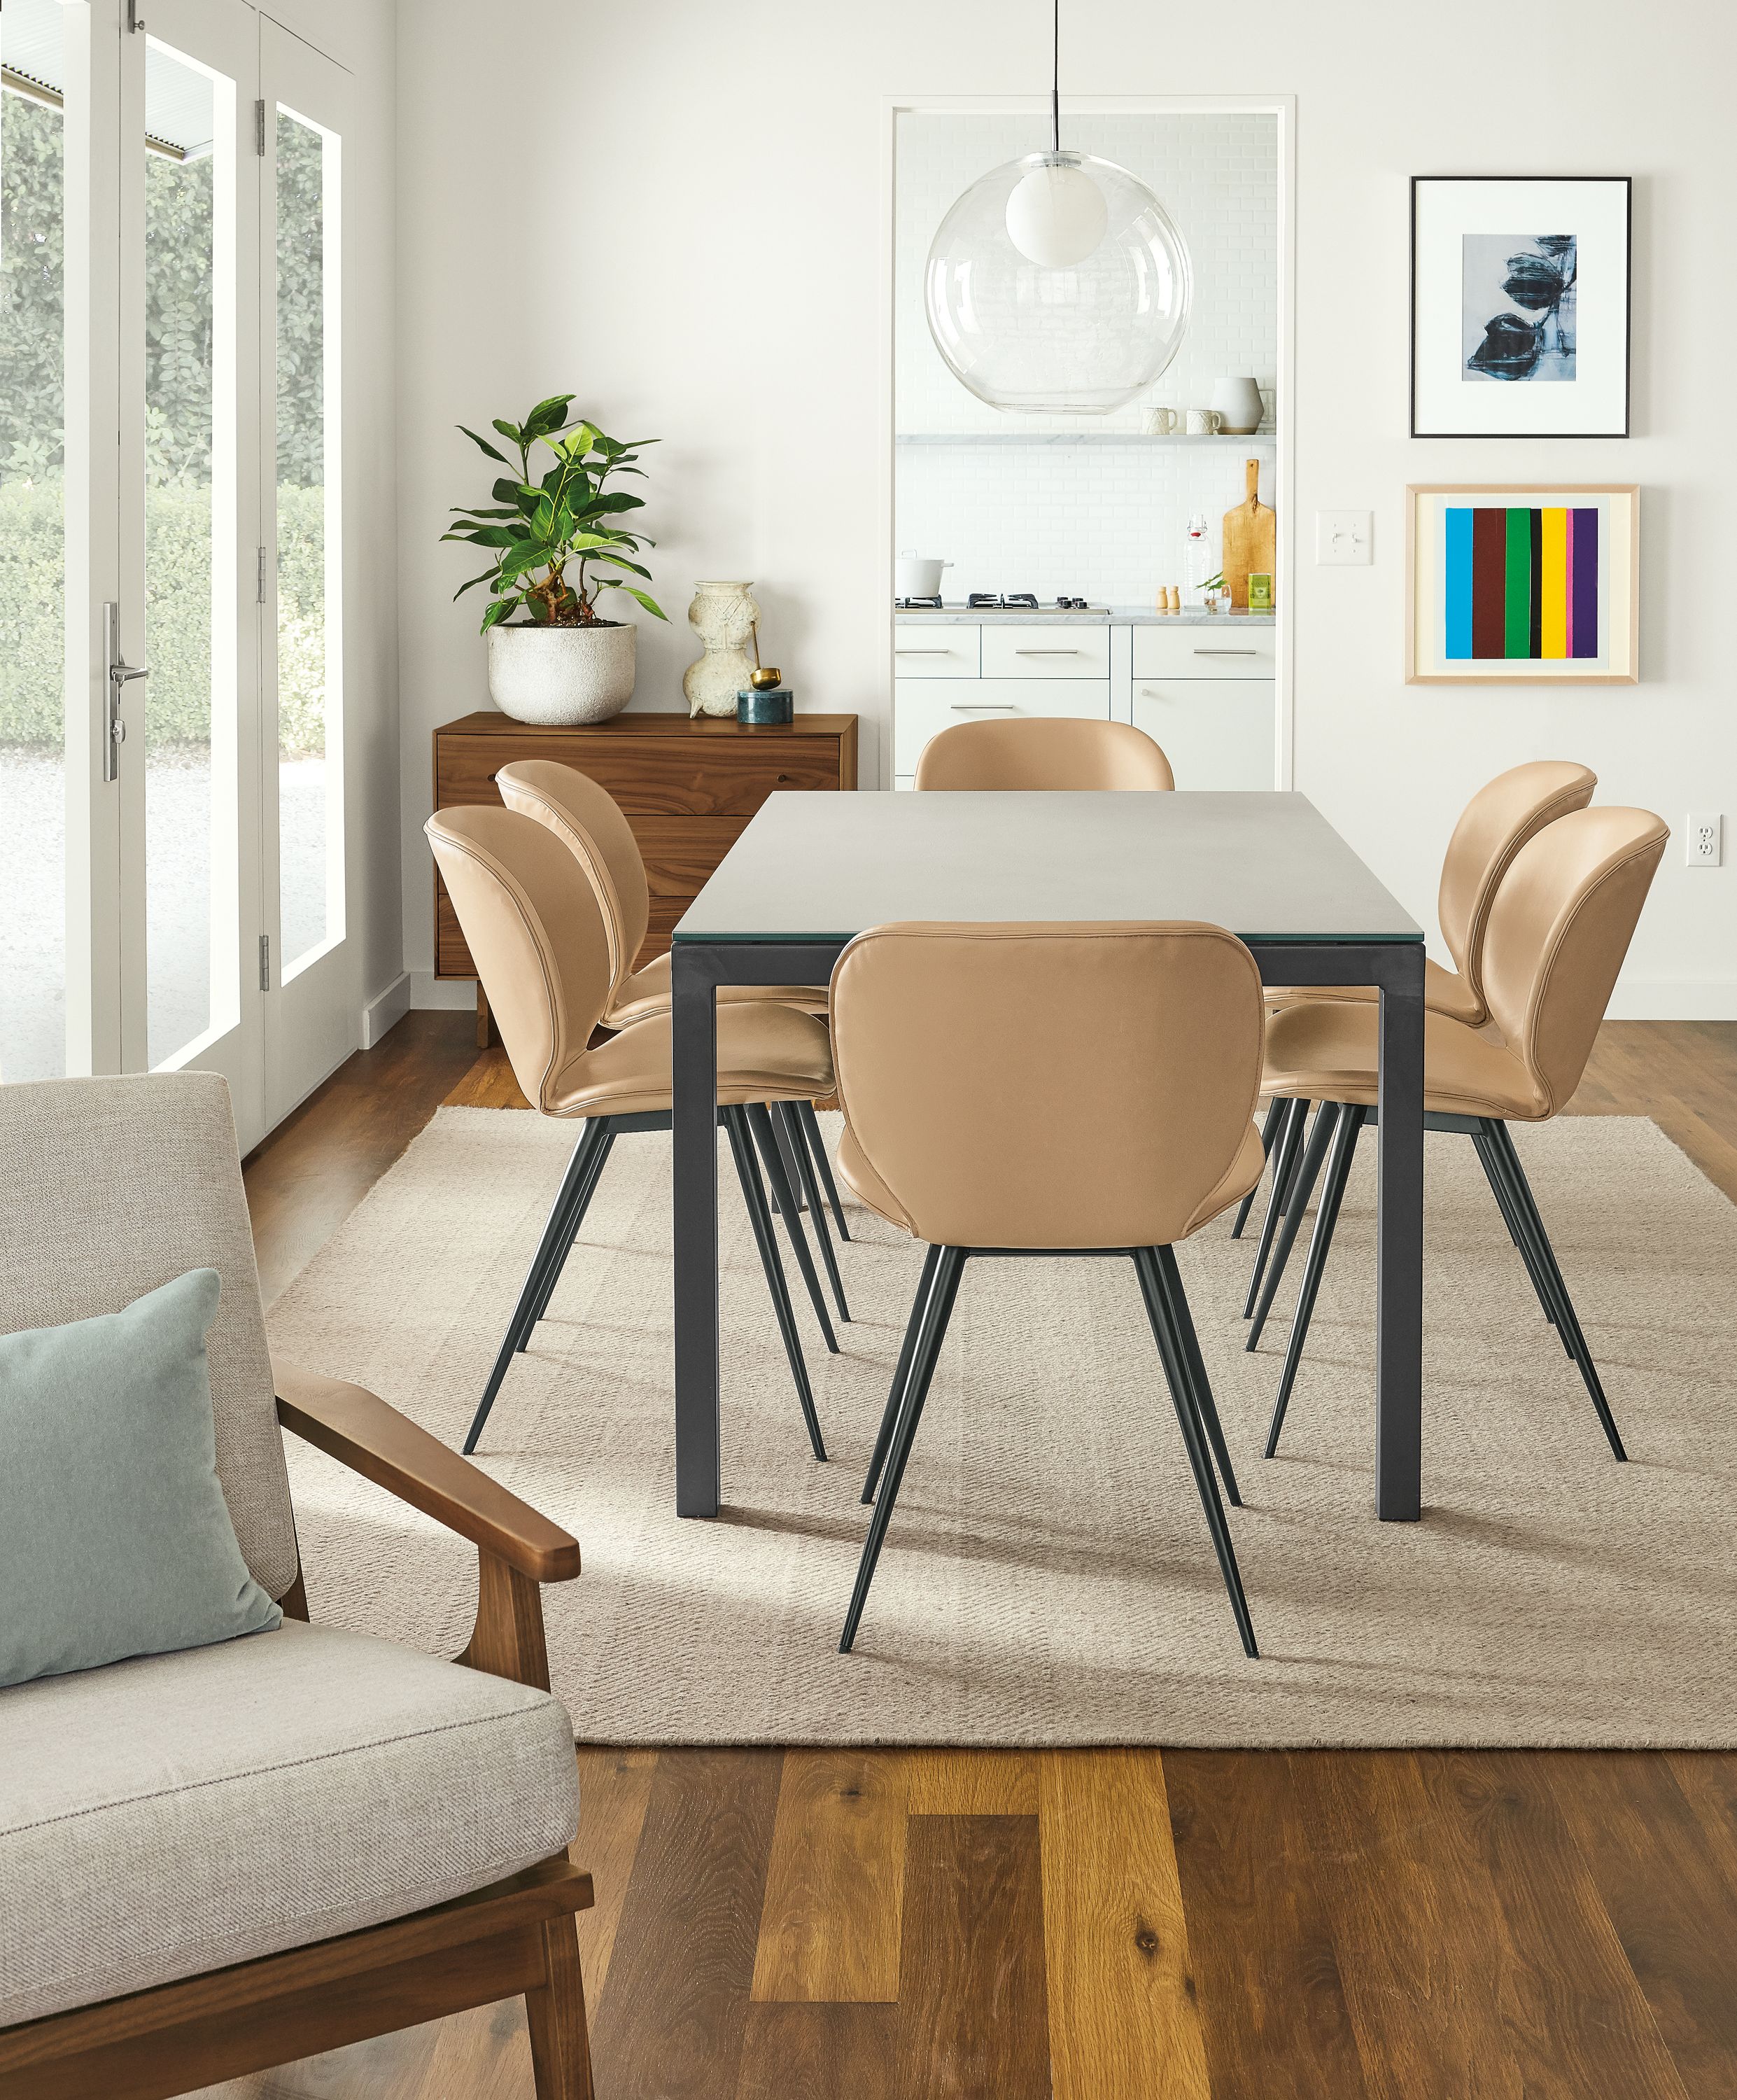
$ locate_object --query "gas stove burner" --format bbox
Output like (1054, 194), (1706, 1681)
(966, 592), (1041, 610)
(1055, 596), (1088, 610)
(894, 594), (944, 610)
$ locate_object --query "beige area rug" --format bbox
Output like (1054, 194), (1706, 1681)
(270, 1107), (1737, 1747)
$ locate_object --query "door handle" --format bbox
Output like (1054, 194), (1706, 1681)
(102, 602), (148, 783)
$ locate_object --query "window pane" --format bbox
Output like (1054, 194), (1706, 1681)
(276, 106), (339, 974)
(0, 0), (69, 1080)
(143, 39), (234, 1069)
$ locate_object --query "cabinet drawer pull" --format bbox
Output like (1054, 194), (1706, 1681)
(951, 703), (1018, 712)
(1193, 648), (1258, 656)
(1014, 648), (1081, 656)
(896, 647), (955, 656)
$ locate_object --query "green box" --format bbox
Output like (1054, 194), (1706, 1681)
(1246, 572), (1274, 610)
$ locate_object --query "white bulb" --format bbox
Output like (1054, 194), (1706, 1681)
(1004, 158), (1108, 268)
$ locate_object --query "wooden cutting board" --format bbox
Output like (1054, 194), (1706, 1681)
(1221, 458), (1275, 610)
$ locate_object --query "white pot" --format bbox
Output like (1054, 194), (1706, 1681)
(486, 621), (637, 725)
(895, 552), (952, 598)
(1209, 376), (1265, 435)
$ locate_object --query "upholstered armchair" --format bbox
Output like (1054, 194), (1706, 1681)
(0, 1075), (593, 2100)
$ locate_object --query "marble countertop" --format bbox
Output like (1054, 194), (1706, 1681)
(894, 606), (1277, 627)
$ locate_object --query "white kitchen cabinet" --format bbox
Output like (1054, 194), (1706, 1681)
(892, 627), (980, 678)
(1133, 680), (1277, 791)
(980, 622), (1111, 679)
(894, 677), (1112, 777)
(1132, 625), (1276, 681)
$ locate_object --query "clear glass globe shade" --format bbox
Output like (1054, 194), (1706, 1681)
(925, 149), (1192, 416)
(1005, 156), (1108, 267)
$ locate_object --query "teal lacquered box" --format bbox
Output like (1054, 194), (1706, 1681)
(736, 687), (794, 726)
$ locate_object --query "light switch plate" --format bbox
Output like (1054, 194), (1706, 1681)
(1316, 510), (1372, 565)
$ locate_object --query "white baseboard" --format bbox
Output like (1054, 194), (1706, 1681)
(410, 971), (477, 1011)
(361, 972), (412, 1048)
(1605, 980), (1737, 1021)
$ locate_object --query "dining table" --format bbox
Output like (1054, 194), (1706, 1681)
(669, 790), (1426, 1521)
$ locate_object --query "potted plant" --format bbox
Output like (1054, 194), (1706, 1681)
(444, 395), (667, 724)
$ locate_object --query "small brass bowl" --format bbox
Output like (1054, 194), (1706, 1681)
(750, 665), (782, 691)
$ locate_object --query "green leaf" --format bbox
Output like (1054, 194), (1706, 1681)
(480, 596), (516, 631)
(593, 554), (651, 580)
(523, 393), (576, 438)
(491, 418), (523, 444)
(453, 569), (496, 600)
(458, 424), (511, 465)
(616, 585), (667, 620)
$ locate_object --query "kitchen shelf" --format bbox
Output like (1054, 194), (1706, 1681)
(895, 431), (1279, 447)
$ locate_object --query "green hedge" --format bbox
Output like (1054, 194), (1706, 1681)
(0, 477), (328, 755)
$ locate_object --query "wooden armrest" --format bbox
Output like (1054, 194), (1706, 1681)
(274, 1359), (580, 1585)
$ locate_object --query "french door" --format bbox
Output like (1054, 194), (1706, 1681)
(0, 0), (351, 1150)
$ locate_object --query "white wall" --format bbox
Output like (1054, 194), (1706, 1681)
(395, 0), (1736, 1016)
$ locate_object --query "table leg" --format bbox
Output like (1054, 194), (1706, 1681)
(1374, 942), (1426, 1519)
(672, 946), (721, 1517)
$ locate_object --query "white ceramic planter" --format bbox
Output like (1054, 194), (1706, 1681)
(486, 621), (637, 725)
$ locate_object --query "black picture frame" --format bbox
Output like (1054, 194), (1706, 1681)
(1409, 175), (1632, 439)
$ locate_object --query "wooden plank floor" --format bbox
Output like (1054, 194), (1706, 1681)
(205, 1016), (1737, 2100)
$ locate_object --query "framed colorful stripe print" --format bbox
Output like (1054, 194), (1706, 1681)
(1406, 484), (1638, 684)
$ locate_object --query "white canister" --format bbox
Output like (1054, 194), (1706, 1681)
(895, 552), (952, 598)
(1209, 376), (1265, 435)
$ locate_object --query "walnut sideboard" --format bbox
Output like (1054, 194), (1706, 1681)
(432, 710), (859, 1041)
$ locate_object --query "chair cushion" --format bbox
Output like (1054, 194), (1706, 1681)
(0, 1619), (580, 2026)
(604, 950), (829, 1030)
(0, 1268), (280, 1689)
(1263, 998), (1545, 1121)
(549, 1000), (835, 1119)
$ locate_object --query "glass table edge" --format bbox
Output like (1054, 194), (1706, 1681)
(670, 929), (1426, 946)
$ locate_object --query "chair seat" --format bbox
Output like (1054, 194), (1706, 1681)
(1263, 998), (1545, 1121)
(836, 1115), (1266, 1245)
(1264, 956), (1484, 1028)
(0, 1619), (579, 2028)
(604, 950), (829, 1030)
(550, 1000), (834, 1119)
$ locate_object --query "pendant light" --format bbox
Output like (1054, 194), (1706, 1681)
(923, 1), (1192, 415)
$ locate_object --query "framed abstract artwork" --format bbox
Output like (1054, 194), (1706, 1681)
(1405, 484), (1639, 684)
(1411, 177), (1631, 437)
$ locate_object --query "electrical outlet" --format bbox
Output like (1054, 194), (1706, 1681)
(1686, 813), (1724, 867)
(1316, 510), (1372, 565)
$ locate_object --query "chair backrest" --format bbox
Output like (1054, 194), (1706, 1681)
(1437, 760), (1596, 1014)
(830, 921), (1263, 1248)
(0, 1073), (300, 1601)
(426, 806), (614, 1112)
(495, 760), (649, 1002)
(1482, 806), (1668, 1118)
(914, 716), (1176, 792)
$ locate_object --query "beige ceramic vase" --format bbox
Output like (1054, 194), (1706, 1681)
(682, 580), (759, 718)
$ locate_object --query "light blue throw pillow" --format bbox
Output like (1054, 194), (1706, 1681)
(0, 1267), (281, 1687)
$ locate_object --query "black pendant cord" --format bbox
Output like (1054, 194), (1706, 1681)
(1050, 0), (1061, 154)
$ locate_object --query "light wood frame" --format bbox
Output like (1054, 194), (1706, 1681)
(1404, 483), (1640, 686)
(0, 1362), (593, 2100)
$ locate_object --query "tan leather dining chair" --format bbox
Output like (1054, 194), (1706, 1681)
(1246, 806), (1667, 1460)
(829, 920), (1267, 1658)
(427, 804), (837, 1462)
(1235, 758), (1598, 1258)
(913, 715), (1176, 791)
(495, 759), (853, 1297)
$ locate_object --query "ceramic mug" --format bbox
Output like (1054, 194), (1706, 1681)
(1186, 408), (1223, 435)
(1141, 406), (1179, 435)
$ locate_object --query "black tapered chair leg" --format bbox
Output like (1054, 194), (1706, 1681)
(1278, 1101), (1316, 1213)
(1244, 1097), (1307, 1317)
(798, 1100), (851, 1241)
(1134, 1247), (1258, 1658)
(1265, 1105), (1365, 1457)
(524, 1125), (617, 1334)
(1472, 1129), (1569, 1352)
(1246, 1102), (1340, 1348)
(724, 1107), (826, 1461)
(1230, 1097), (1286, 1240)
(1485, 1121), (1626, 1460)
(1152, 1243), (1241, 1507)
(746, 1102), (838, 1352)
(864, 1242), (942, 1504)
(777, 1101), (850, 1322)
(841, 1247), (967, 1653)
(463, 1119), (612, 1455)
